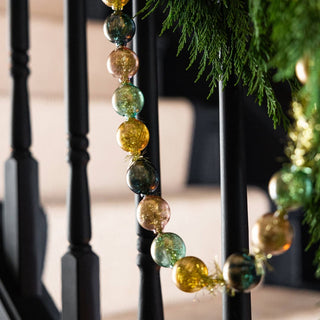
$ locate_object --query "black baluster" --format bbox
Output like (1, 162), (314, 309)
(132, 1), (164, 319)
(61, 1), (100, 319)
(219, 79), (252, 320)
(3, 0), (42, 297)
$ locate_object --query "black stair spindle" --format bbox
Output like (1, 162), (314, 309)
(61, 1), (100, 319)
(132, 1), (164, 319)
(219, 80), (252, 320)
(3, 0), (44, 297)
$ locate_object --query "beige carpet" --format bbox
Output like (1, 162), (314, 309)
(103, 286), (320, 320)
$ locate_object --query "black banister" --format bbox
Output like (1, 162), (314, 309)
(133, 1), (164, 319)
(219, 80), (252, 320)
(61, 0), (100, 319)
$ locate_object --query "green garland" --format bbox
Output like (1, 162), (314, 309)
(142, 0), (320, 276)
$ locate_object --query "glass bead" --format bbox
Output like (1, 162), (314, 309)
(107, 46), (139, 82)
(223, 253), (263, 292)
(251, 212), (294, 256)
(136, 195), (171, 233)
(112, 83), (144, 118)
(295, 58), (309, 84)
(126, 158), (159, 194)
(116, 118), (149, 154)
(151, 232), (186, 268)
(101, 0), (129, 10)
(172, 256), (208, 293)
(103, 12), (135, 46)
(268, 166), (312, 210)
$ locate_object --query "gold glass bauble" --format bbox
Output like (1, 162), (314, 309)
(136, 195), (171, 232)
(101, 0), (130, 10)
(251, 212), (294, 256)
(172, 256), (208, 293)
(116, 118), (149, 154)
(107, 46), (139, 82)
(295, 58), (309, 84)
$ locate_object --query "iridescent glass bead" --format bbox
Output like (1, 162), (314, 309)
(104, 11), (135, 46)
(223, 253), (263, 292)
(116, 118), (149, 154)
(251, 212), (294, 256)
(151, 232), (186, 268)
(107, 46), (139, 82)
(126, 158), (159, 194)
(268, 166), (312, 210)
(112, 83), (144, 118)
(172, 256), (208, 293)
(101, 0), (129, 10)
(136, 195), (171, 233)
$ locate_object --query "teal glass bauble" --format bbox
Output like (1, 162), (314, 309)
(151, 232), (186, 268)
(223, 253), (263, 292)
(126, 158), (159, 194)
(112, 83), (144, 118)
(103, 11), (135, 46)
(268, 166), (312, 210)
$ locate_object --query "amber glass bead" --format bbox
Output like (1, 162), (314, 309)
(112, 82), (144, 118)
(136, 195), (171, 233)
(107, 46), (139, 82)
(103, 11), (135, 46)
(251, 212), (294, 256)
(101, 0), (129, 10)
(223, 253), (263, 292)
(116, 118), (149, 154)
(172, 256), (208, 293)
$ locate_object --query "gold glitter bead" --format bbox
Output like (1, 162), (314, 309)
(295, 58), (309, 84)
(107, 46), (139, 82)
(116, 118), (149, 154)
(137, 195), (171, 232)
(172, 256), (209, 293)
(101, 0), (130, 10)
(251, 212), (294, 256)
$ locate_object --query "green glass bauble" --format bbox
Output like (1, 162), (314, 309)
(112, 83), (144, 118)
(223, 253), (263, 292)
(151, 232), (186, 268)
(268, 166), (312, 210)
(103, 11), (135, 46)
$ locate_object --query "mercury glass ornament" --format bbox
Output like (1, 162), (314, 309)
(151, 232), (186, 268)
(268, 166), (312, 210)
(107, 46), (139, 82)
(101, 0), (129, 10)
(112, 82), (144, 118)
(137, 195), (171, 233)
(251, 212), (294, 256)
(116, 118), (149, 154)
(103, 12), (135, 46)
(223, 253), (263, 292)
(126, 158), (159, 194)
(172, 256), (208, 293)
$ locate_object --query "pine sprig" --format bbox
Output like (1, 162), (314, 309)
(141, 0), (288, 128)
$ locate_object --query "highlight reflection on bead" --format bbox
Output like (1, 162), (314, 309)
(101, 0), (130, 10)
(116, 118), (149, 154)
(268, 166), (312, 210)
(107, 46), (139, 82)
(103, 11), (135, 46)
(137, 196), (171, 232)
(151, 232), (186, 268)
(112, 83), (144, 118)
(223, 253), (263, 292)
(251, 212), (294, 256)
(172, 256), (208, 293)
(126, 158), (159, 194)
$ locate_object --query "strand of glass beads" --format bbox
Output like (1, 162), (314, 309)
(101, 0), (294, 296)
